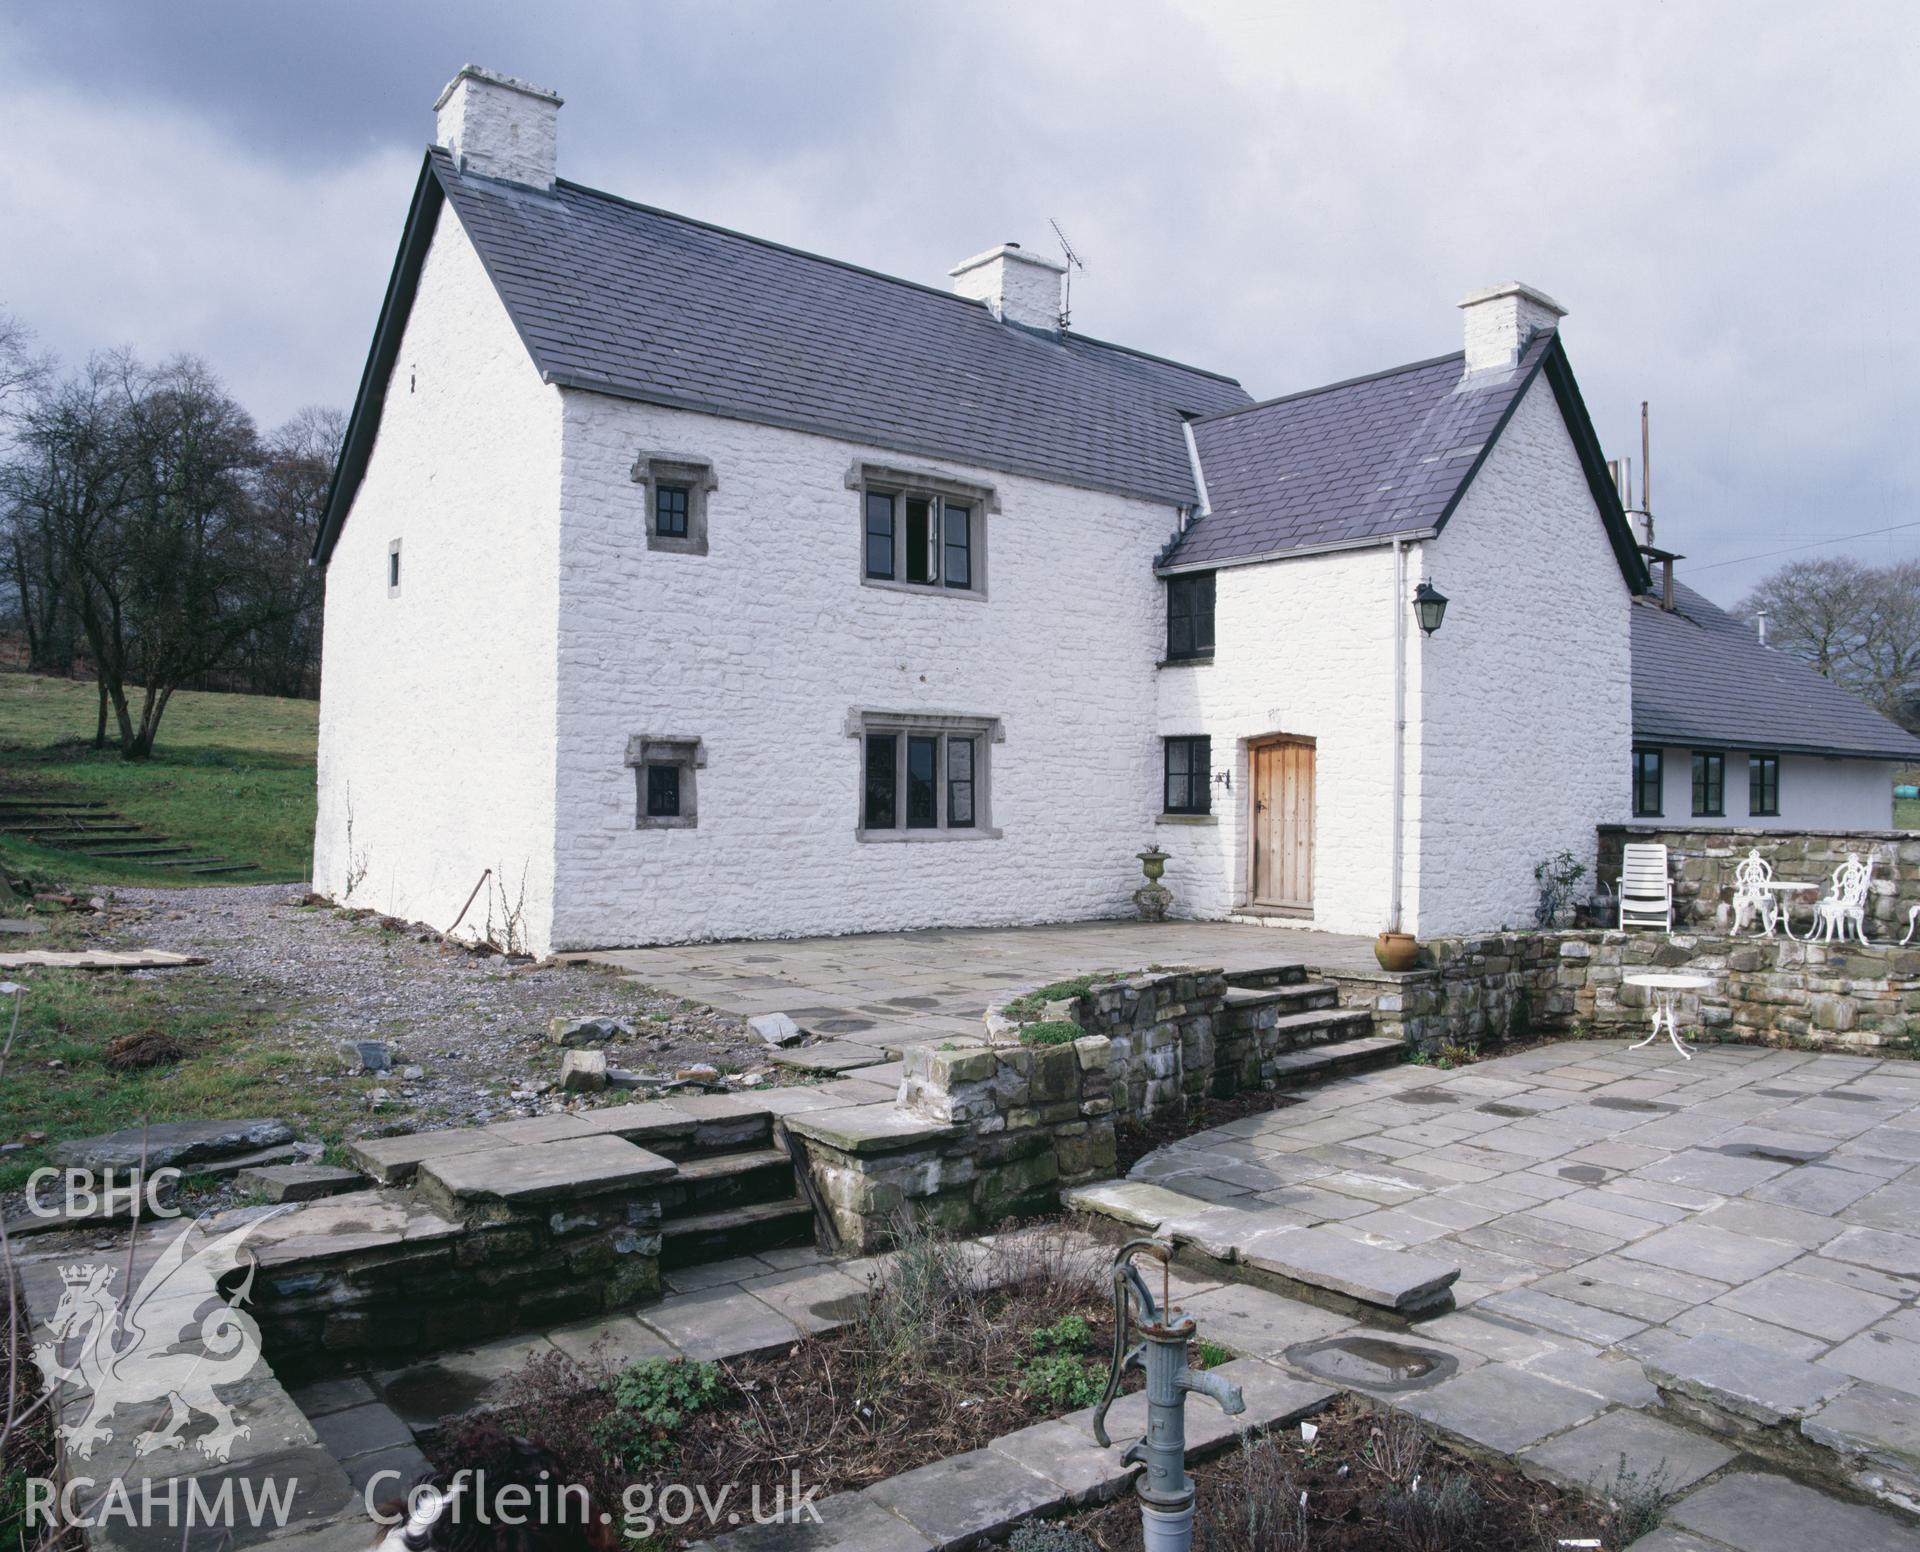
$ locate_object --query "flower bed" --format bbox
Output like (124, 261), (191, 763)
(1044, 1397), (1635, 1552)
(422, 1225), (1153, 1544)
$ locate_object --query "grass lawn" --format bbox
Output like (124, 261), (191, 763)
(0, 672), (316, 889)
(0, 965), (368, 1194)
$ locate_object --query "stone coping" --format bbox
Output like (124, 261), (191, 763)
(420, 1134), (677, 1204)
(780, 1101), (964, 1155)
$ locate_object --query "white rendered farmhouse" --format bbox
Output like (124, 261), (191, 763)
(320, 66), (1842, 955)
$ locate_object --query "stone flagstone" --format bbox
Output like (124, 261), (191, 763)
(1641, 1333), (1851, 1427)
(1667, 1471), (1918, 1552)
(863, 1446), (1063, 1549)
(420, 1134), (675, 1205)
(1520, 1407), (1734, 1496)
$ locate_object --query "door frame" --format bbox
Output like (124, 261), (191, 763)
(1245, 734), (1317, 915)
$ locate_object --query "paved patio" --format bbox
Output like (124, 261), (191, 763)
(1078, 1037), (1920, 1541)
(577, 919), (1379, 1042)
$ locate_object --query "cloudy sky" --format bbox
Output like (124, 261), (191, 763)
(2, 1), (1913, 606)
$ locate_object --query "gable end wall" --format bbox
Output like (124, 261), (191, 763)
(312, 209), (562, 949)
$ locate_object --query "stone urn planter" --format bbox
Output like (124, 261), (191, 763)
(1374, 931), (1420, 972)
(1134, 846), (1173, 922)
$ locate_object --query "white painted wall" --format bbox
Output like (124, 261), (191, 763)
(547, 394), (1177, 950)
(1642, 747), (1896, 830)
(1411, 374), (1633, 935)
(1155, 546), (1403, 936)
(313, 206), (562, 951)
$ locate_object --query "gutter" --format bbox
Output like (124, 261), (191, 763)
(1389, 537), (1410, 935)
(1156, 526), (1439, 578)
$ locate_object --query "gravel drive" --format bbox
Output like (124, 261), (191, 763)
(93, 883), (780, 1133)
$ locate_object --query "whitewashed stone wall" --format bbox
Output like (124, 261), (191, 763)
(312, 209), (562, 950)
(1411, 374), (1633, 935)
(547, 395), (1179, 949)
(1156, 546), (1404, 936)
(1640, 747), (1896, 830)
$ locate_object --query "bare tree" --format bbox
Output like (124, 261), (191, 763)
(1739, 556), (1920, 730)
(0, 308), (72, 671)
(241, 406), (343, 698)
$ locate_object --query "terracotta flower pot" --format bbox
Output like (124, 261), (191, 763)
(1374, 931), (1420, 972)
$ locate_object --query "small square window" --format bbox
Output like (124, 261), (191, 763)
(1164, 736), (1211, 815)
(645, 763), (680, 818)
(655, 484), (690, 539)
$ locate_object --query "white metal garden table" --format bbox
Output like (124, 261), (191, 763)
(1749, 879), (1822, 939)
(1622, 971), (1714, 1060)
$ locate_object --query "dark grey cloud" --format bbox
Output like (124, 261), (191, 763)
(2, 0), (1914, 606)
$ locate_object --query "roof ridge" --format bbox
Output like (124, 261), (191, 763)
(1192, 350), (1464, 424)
(528, 162), (1243, 388)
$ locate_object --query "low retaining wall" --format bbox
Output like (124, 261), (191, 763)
(1598, 824), (1920, 934)
(1327, 929), (1920, 1055)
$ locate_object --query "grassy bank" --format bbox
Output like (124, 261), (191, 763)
(0, 673), (316, 889)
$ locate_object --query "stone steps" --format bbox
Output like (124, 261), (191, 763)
(1222, 982), (1340, 1015)
(1264, 1032), (1406, 1087)
(1223, 963), (1311, 990)
(660, 1197), (816, 1267)
(656, 1146), (800, 1217)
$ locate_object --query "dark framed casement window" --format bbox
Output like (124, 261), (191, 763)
(631, 452), (716, 555)
(1163, 735), (1212, 816)
(654, 483), (690, 539)
(852, 711), (1001, 838)
(1632, 747), (1663, 817)
(1165, 573), (1215, 662)
(1691, 750), (1725, 817)
(645, 763), (681, 818)
(1749, 753), (1780, 817)
(387, 539), (402, 597)
(849, 462), (995, 597)
(625, 735), (703, 829)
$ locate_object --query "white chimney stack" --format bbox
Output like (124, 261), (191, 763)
(1457, 281), (1566, 373)
(949, 243), (1067, 332)
(434, 66), (563, 191)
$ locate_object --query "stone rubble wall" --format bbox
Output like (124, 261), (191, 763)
(1327, 928), (1920, 1055)
(1597, 825), (1920, 935)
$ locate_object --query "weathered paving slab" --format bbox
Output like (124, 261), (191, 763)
(238, 1192), (461, 1267)
(1064, 1179), (1215, 1230)
(1174, 1282), (1353, 1357)
(348, 1126), (508, 1185)
(237, 1163), (368, 1202)
(1520, 1407), (1734, 1495)
(1801, 1382), (1920, 1517)
(780, 1102), (961, 1155)
(1667, 1471), (1919, 1552)
(420, 1135), (676, 1204)
(765, 1041), (890, 1073)
(693, 1491), (932, 1552)
(1240, 1224), (1460, 1312)
(1617, 1223), (1802, 1284)
(639, 1285), (801, 1360)
(1715, 1268), (1897, 1343)
(1822, 1329), (1920, 1399)
(1825, 1227), (1920, 1278)
(1642, 1333), (1852, 1427)
(374, 1336), (563, 1428)
(545, 1313), (680, 1367)
(863, 1447), (1064, 1550)
(0, 947), (206, 971)
(53, 1116), (292, 1170)
(1395, 1362), (1607, 1454)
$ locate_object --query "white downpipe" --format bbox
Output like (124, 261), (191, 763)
(1389, 538), (1407, 934)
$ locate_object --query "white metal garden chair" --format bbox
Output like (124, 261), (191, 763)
(1730, 849), (1776, 937)
(1808, 852), (1874, 944)
(1618, 843), (1675, 932)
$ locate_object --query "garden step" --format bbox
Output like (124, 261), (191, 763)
(189, 862), (261, 875)
(1222, 963), (1310, 990)
(17, 825), (149, 839)
(657, 1147), (800, 1216)
(86, 845), (196, 859)
(1264, 1033), (1404, 1086)
(1222, 982), (1340, 1016)
(140, 855), (229, 868)
(660, 1197), (816, 1267)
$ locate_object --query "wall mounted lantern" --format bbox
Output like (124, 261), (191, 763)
(1412, 580), (1449, 636)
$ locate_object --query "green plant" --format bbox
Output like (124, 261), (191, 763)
(1030, 1313), (1093, 1352)
(593, 1358), (725, 1469)
(1019, 1020), (1081, 1047)
(1534, 849), (1589, 928)
(1019, 1351), (1105, 1409)
(1002, 973), (1116, 1023)
(1602, 1452), (1676, 1545)
(1194, 1338), (1232, 1369)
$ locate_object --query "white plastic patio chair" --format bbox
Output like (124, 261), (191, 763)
(1730, 849), (1775, 936)
(1810, 852), (1874, 944)
(1618, 843), (1675, 932)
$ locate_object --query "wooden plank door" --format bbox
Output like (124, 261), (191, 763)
(1252, 741), (1315, 909)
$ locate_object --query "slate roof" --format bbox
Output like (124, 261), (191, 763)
(431, 148), (1249, 505)
(1634, 581), (1920, 761)
(1166, 335), (1556, 570)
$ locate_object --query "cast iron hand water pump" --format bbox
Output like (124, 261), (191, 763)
(1092, 1239), (1245, 1552)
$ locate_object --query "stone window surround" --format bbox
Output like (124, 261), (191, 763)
(631, 452), (717, 555)
(625, 735), (704, 829)
(846, 460), (997, 602)
(387, 538), (402, 598)
(846, 708), (1004, 841)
